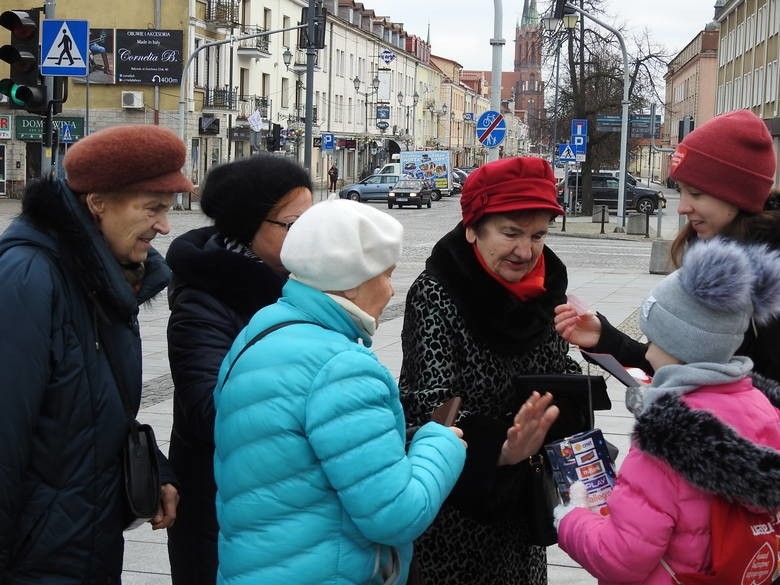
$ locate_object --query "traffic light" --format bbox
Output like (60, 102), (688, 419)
(0, 8), (47, 115)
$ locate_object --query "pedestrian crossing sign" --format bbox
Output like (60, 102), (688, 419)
(558, 143), (577, 162)
(41, 20), (89, 76)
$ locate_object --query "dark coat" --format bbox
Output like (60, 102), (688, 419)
(589, 211), (780, 382)
(165, 226), (286, 585)
(0, 179), (172, 584)
(399, 224), (580, 585)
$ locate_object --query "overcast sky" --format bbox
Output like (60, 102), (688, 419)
(364, 0), (718, 70)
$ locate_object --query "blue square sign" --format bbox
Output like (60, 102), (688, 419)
(41, 20), (89, 76)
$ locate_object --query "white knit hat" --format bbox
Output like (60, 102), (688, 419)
(280, 198), (403, 291)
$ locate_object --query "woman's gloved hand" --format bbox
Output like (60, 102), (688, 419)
(553, 480), (588, 530)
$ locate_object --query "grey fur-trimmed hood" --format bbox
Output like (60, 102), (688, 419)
(633, 374), (780, 511)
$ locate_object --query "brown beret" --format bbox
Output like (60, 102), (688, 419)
(63, 124), (194, 194)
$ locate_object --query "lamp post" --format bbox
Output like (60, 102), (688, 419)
(353, 74), (380, 173)
(541, 11), (578, 167)
(282, 47), (307, 161)
(397, 90), (419, 149)
(558, 1), (630, 230)
(425, 102), (447, 148)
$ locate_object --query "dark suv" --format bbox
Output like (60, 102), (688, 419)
(556, 173), (666, 214)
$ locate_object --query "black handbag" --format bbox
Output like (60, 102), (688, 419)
(525, 453), (560, 546)
(122, 420), (161, 529)
(100, 329), (161, 530)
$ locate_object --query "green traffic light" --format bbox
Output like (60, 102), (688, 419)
(0, 78), (24, 106)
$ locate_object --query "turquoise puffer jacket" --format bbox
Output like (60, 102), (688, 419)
(214, 279), (465, 585)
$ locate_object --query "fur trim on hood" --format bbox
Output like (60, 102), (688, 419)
(633, 383), (780, 511)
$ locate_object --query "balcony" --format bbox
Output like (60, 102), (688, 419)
(206, 0), (239, 28)
(237, 95), (269, 120)
(203, 86), (238, 111)
(236, 25), (271, 59)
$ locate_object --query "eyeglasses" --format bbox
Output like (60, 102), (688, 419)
(264, 218), (296, 231)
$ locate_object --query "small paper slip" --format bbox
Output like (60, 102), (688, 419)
(566, 293), (590, 316)
(581, 351), (646, 387)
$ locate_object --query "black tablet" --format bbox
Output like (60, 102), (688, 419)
(508, 374), (611, 443)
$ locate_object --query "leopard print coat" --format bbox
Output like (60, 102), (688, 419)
(400, 224), (580, 585)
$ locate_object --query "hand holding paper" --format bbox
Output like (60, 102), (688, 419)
(554, 300), (603, 348)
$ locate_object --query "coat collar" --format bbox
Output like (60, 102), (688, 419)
(166, 225), (286, 320)
(15, 178), (169, 319)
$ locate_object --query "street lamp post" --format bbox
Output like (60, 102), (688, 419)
(282, 47), (307, 161)
(559, 1), (630, 231)
(353, 74), (380, 173)
(397, 90), (419, 149)
(425, 102), (447, 148)
(541, 12), (578, 167)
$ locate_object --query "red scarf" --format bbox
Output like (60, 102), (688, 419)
(473, 243), (547, 301)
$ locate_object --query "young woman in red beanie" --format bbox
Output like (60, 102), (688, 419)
(400, 156), (581, 585)
(555, 109), (780, 384)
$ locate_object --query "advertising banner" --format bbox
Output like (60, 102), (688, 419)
(115, 29), (183, 85)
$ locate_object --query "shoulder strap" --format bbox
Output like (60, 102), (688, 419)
(220, 320), (315, 387)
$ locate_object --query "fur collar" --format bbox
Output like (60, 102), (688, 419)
(17, 178), (169, 319)
(424, 223), (568, 354)
(633, 375), (780, 510)
(166, 225), (286, 321)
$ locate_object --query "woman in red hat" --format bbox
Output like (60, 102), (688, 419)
(400, 156), (580, 585)
(554, 109), (780, 384)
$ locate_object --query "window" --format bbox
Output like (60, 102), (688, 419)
(281, 77), (289, 108)
(737, 23), (744, 55)
(744, 71), (752, 107)
(755, 67), (764, 106)
(282, 15), (290, 47)
(717, 84), (725, 114)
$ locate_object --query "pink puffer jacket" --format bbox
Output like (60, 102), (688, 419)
(557, 377), (780, 585)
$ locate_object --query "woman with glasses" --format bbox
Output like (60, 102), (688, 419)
(165, 155), (313, 585)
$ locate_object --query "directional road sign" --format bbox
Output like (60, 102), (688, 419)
(476, 110), (506, 147)
(558, 143), (577, 163)
(41, 20), (89, 76)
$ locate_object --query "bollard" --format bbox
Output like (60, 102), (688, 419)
(644, 211), (650, 238)
(561, 213), (566, 232)
(600, 206), (606, 234)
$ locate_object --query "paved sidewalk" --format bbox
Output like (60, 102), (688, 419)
(0, 193), (664, 584)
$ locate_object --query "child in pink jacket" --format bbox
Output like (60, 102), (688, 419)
(555, 238), (780, 584)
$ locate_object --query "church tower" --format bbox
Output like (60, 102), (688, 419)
(513, 0), (544, 149)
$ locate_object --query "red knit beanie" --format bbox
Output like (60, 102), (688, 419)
(64, 125), (194, 194)
(669, 110), (775, 213)
(460, 156), (564, 227)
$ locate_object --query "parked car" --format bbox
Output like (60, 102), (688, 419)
(598, 170), (640, 187)
(387, 178), (432, 209)
(338, 174), (401, 202)
(452, 168), (469, 185)
(557, 173), (666, 214)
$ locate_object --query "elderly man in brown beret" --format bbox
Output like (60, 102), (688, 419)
(0, 125), (192, 584)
